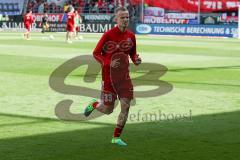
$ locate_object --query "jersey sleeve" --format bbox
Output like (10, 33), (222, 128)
(30, 15), (34, 23)
(129, 34), (138, 65)
(23, 15), (26, 23)
(93, 32), (109, 66)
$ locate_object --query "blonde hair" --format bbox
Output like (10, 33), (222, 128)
(115, 6), (128, 14)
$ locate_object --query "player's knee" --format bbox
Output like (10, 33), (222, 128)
(105, 109), (113, 115)
(104, 104), (114, 115)
(121, 104), (130, 113)
(121, 101), (130, 109)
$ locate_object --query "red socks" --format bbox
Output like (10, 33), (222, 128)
(113, 124), (124, 137)
(92, 102), (99, 109)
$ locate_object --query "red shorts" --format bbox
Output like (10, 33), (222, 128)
(75, 26), (79, 32)
(101, 80), (133, 106)
(24, 23), (31, 31)
(66, 24), (74, 32)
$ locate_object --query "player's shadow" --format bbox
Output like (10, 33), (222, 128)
(0, 111), (240, 160)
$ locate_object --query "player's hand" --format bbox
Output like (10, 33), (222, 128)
(135, 56), (142, 65)
(111, 58), (120, 68)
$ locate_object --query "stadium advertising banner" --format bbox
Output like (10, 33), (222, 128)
(136, 23), (238, 37)
(0, 21), (40, 32)
(81, 14), (114, 23)
(0, 15), (36, 32)
(33, 13), (114, 23)
(218, 14), (238, 24)
(0, 0), (25, 15)
(144, 16), (198, 24)
(131, 0), (240, 12)
(0, 21), (115, 33)
(201, 15), (219, 24)
(31, 13), (115, 32)
(0, 14), (9, 21)
(46, 23), (116, 32)
(32, 13), (114, 32)
(200, 14), (238, 25)
(33, 13), (65, 23)
(0, 13), (116, 33)
(79, 23), (116, 33)
(144, 7), (198, 24)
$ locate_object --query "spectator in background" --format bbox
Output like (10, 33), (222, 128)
(98, 0), (103, 13)
(84, 1), (90, 13)
(108, 1), (115, 13)
(64, 2), (70, 13)
(91, 1), (99, 13)
(127, 3), (135, 22)
(49, 2), (57, 13)
(27, 0), (118, 14)
(26, 0), (34, 12)
(100, 0), (108, 13)
(72, 0), (79, 9)
(44, 2), (49, 13)
(38, 2), (44, 13)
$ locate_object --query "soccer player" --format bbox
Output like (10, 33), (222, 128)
(66, 7), (75, 43)
(83, 6), (142, 146)
(23, 10), (34, 40)
(41, 13), (49, 33)
(74, 10), (83, 40)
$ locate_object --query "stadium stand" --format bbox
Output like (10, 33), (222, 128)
(26, 0), (124, 14)
(0, 0), (25, 15)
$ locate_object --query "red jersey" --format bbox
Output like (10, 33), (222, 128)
(67, 12), (75, 26)
(24, 13), (33, 25)
(93, 26), (138, 83)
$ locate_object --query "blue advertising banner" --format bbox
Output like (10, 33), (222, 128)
(136, 24), (238, 37)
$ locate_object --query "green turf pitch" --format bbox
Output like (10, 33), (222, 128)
(0, 32), (240, 160)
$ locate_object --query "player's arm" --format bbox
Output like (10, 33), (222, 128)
(31, 15), (34, 24)
(23, 15), (26, 23)
(130, 34), (141, 65)
(79, 16), (82, 23)
(93, 33), (108, 66)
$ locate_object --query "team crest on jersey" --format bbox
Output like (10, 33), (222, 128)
(127, 38), (132, 42)
(103, 40), (133, 53)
